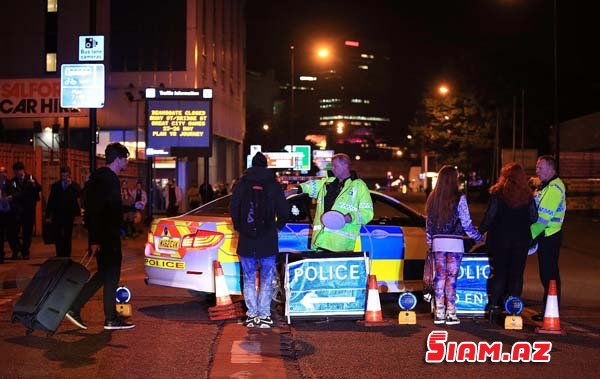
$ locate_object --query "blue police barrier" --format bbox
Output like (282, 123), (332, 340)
(455, 256), (490, 315)
(285, 252), (368, 322)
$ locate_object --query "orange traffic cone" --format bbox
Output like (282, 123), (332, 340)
(357, 275), (391, 326)
(535, 280), (566, 335)
(208, 261), (244, 320)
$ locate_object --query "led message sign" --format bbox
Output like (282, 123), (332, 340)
(146, 96), (212, 156)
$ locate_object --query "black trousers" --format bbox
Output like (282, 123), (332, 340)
(488, 239), (529, 308)
(71, 246), (122, 321)
(53, 218), (74, 257)
(538, 230), (562, 311)
(8, 210), (34, 256)
(0, 212), (11, 258)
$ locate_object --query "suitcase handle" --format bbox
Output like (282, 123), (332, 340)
(80, 250), (95, 268)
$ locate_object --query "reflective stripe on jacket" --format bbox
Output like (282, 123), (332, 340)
(531, 177), (566, 239)
(300, 176), (373, 252)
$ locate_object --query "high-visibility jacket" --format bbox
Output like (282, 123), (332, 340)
(300, 175), (374, 252)
(531, 176), (566, 239)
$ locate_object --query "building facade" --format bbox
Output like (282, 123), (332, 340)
(0, 0), (246, 206)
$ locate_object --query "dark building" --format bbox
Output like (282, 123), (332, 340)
(0, 0), (246, 208)
(314, 39), (398, 159)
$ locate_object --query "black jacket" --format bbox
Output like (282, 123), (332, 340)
(87, 167), (122, 249)
(479, 193), (538, 245)
(46, 180), (81, 223)
(10, 175), (41, 214)
(230, 167), (289, 258)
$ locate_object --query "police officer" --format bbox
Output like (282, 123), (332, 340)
(286, 153), (374, 252)
(530, 155), (566, 322)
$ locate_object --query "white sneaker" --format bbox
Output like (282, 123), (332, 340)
(446, 312), (460, 325)
(433, 310), (445, 325)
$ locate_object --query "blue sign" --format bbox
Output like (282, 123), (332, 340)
(504, 296), (524, 315)
(456, 257), (490, 314)
(115, 286), (131, 303)
(286, 257), (367, 317)
(60, 64), (105, 108)
(398, 292), (417, 310)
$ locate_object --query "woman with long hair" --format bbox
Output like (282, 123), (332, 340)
(479, 163), (537, 321)
(426, 165), (483, 325)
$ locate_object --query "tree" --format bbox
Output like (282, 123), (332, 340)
(409, 91), (494, 173)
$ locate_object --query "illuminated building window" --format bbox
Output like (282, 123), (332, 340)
(358, 65), (369, 70)
(47, 0), (58, 12)
(46, 53), (57, 72)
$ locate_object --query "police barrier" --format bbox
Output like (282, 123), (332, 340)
(455, 254), (490, 315)
(285, 252), (368, 323)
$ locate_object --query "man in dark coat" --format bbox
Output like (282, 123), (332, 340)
(230, 152), (288, 328)
(0, 166), (14, 263)
(65, 143), (134, 330)
(8, 161), (41, 260)
(45, 167), (81, 257)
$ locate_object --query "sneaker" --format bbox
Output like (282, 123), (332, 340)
(104, 317), (135, 330)
(65, 311), (88, 330)
(257, 316), (274, 328)
(446, 312), (460, 325)
(433, 310), (445, 325)
(244, 316), (258, 328)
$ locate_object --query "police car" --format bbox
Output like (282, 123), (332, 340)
(144, 191), (427, 295)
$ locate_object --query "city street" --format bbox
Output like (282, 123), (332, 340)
(0, 197), (598, 378)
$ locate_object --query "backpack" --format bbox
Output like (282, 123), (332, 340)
(238, 179), (271, 238)
(81, 175), (99, 229)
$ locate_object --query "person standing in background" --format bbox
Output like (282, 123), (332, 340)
(425, 165), (483, 325)
(0, 166), (14, 263)
(45, 167), (81, 257)
(164, 178), (182, 217)
(479, 163), (537, 321)
(530, 155), (567, 322)
(8, 161), (41, 260)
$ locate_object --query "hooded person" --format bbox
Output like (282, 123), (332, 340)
(230, 152), (288, 328)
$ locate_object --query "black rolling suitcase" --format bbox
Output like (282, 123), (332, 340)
(12, 257), (90, 336)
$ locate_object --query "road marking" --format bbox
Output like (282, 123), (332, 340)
(231, 340), (263, 363)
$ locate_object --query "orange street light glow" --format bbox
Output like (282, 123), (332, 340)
(317, 48), (330, 59)
(438, 85), (449, 95)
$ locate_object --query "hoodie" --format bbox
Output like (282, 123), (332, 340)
(230, 166), (288, 257)
(87, 167), (123, 250)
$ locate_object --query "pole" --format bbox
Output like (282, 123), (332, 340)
(290, 45), (295, 142)
(553, 0), (560, 173)
(63, 116), (69, 165)
(203, 156), (210, 202)
(521, 88), (525, 164)
(512, 95), (516, 161)
(495, 108), (500, 179)
(89, 0), (97, 172)
(146, 156), (153, 226)
(135, 101), (139, 159)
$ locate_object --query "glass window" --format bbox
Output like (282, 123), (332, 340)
(46, 53), (57, 72)
(47, 0), (58, 12)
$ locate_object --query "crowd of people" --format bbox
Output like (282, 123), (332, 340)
(0, 148), (566, 330)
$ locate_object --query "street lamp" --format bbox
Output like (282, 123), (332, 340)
(262, 123), (270, 131)
(317, 48), (330, 59)
(438, 85), (449, 95)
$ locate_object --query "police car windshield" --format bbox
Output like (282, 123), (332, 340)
(187, 195), (232, 217)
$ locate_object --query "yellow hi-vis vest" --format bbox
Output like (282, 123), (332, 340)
(531, 177), (566, 239)
(300, 176), (374, 252)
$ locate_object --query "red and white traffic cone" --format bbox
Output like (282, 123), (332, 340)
(357, 275), (391, 326)
(535, 280), (566, 335)
(209, 260), (244, 321)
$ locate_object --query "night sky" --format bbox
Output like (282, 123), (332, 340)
(246, 0), (600, 145)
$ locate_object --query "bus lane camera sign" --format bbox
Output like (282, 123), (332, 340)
(286, 257), (368, 317)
